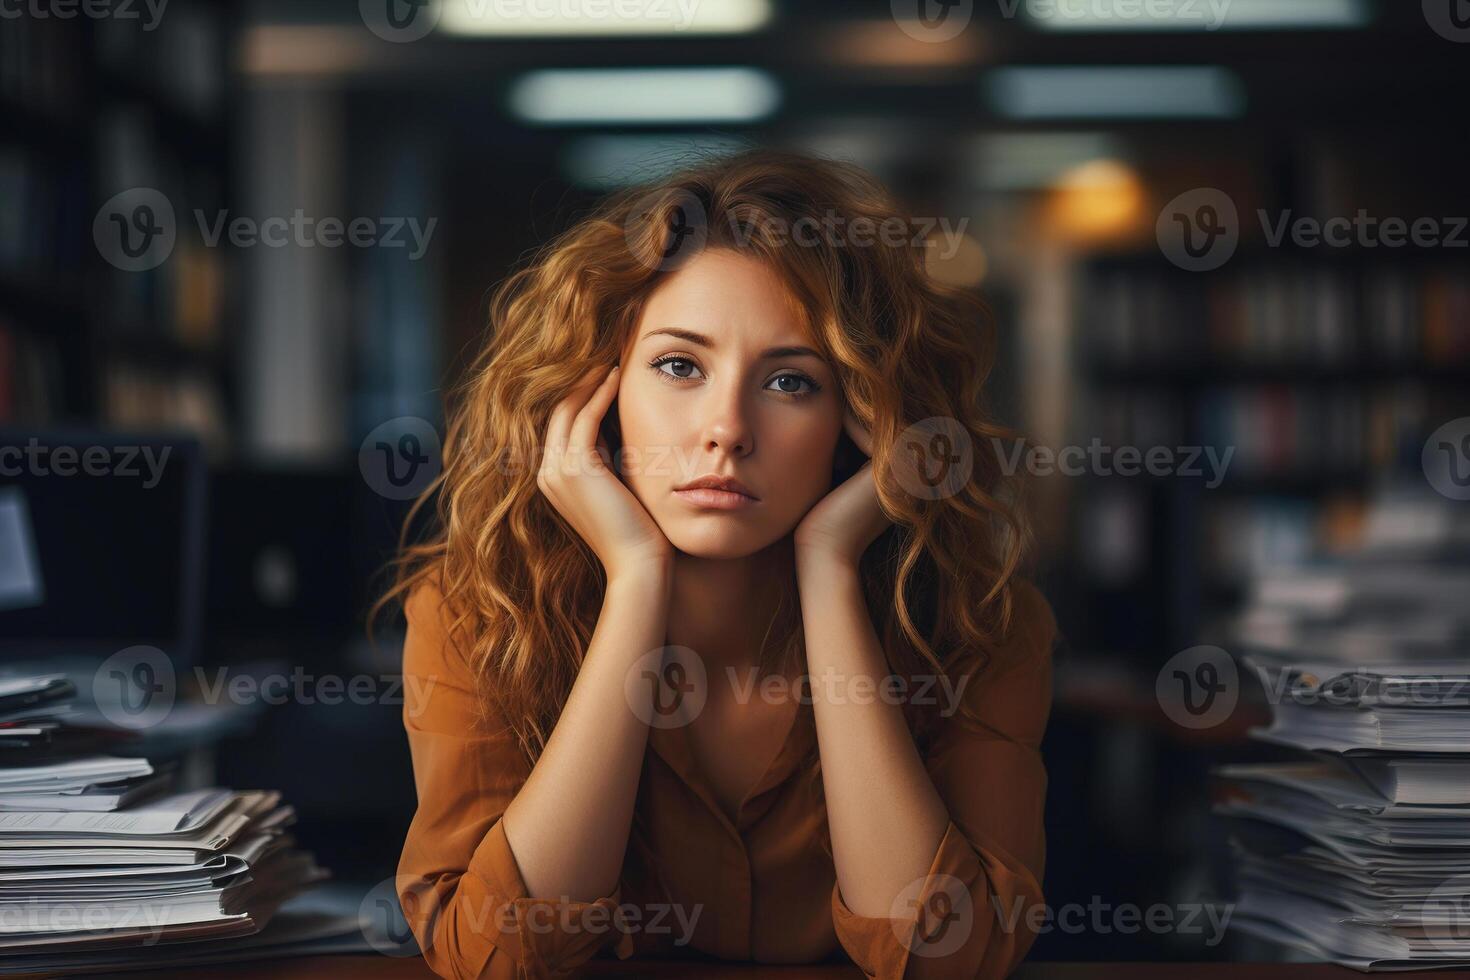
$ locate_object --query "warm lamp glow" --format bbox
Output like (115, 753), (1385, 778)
(1044, 159), (1146, 242)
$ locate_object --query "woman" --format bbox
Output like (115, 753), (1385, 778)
(383, 149), (1057, 979)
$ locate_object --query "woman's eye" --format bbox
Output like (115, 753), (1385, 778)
(650, 358), (817, 396)
(767, 374), (816, 395)
(655, 358), (701, 380)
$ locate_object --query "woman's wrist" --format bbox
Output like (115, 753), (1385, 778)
(799, 543), (858, 575)
(794, 547), (862, 588)
(606, 555), (674, 597)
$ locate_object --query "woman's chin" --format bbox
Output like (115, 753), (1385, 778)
(663, 522), (781, 561)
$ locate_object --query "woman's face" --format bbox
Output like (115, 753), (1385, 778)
(615, 248), (844, 560)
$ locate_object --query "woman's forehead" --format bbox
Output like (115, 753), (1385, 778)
(634, 250), (817, 348)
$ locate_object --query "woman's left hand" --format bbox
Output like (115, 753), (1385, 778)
(793, 411), (892, 568)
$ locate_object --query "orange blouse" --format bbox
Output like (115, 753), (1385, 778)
(396, 579), (1056, 980)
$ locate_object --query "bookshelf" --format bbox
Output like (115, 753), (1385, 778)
(0, 5), (238, 449)
(1073, 246), (1470, 644)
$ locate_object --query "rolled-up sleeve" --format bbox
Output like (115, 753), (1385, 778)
(830, 581), (1057, 980)
(397, 582), (636, 979)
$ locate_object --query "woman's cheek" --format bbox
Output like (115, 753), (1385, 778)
(779, 426), (840, 504)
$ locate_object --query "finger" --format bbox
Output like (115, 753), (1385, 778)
(545, 367), (607, 452)
(569, 366), (620, 453)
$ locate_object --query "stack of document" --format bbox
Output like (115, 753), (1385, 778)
(0, 756), (173, 812)
(0, 882), (385, 975)
(1214, 487), (1470, 971)
(0, 672), (331, 970)
(0, 675), (140, 763)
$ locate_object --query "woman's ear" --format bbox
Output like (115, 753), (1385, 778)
(831, 409), (869, 486)
(843, 409), (874, 457)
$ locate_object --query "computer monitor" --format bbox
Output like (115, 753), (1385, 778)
(0, 429), (206, 667)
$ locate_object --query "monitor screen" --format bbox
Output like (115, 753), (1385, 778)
(0, 430), (205, 665)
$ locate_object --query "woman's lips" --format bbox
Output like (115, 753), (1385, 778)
(672, 487), (759, 510)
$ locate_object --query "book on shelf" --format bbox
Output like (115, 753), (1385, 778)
(2, 11), (232, 436)
(1086, 263), (1470, 372)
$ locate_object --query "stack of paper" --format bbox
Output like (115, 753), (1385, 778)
(0, 672), (330, 970)
(0, 882), (383, 976)
(0, 756), (173, 812)
(1214, 487), (1470, 971)
(0, 675), (141, 764)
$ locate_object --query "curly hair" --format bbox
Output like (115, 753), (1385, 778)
(375, 147), (1034, 780)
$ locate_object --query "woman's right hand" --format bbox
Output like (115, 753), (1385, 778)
(537, 365), (673, 581)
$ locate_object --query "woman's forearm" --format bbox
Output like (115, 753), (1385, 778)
(797, 554), (951, 917)
(501, 561), (671, 902)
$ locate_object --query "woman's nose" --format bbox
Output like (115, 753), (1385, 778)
(699, 387), (753, 457)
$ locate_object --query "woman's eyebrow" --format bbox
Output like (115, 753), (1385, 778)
(642, 327), (823, 360)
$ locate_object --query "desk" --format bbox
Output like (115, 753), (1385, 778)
(127, 957), (1470, 979)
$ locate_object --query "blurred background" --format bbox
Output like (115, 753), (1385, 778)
(2, 0), (1469, 964)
